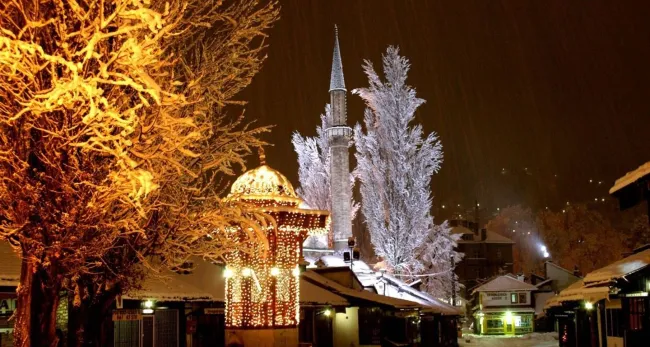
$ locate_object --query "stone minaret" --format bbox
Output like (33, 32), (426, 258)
(326, 25), (353, 250)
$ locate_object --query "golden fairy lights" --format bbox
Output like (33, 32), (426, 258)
(224, 163), (329, 328)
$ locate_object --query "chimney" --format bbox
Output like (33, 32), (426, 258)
(481, 228), (487, 241)
(573, 265), (581, 277)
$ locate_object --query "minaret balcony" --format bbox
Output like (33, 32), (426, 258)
(325, 125), (353, 139)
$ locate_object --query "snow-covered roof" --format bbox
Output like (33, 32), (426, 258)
(302, 270), (420, 310)
(301, 277), (349, 306)
(124, 272), (214, 302)
(320, 255), (347, 267)
(0, 242), (21, 287)
(545, 261), (581, 278)
(485, 231), (516, 244)
(610, 161), (650, 195)
(377, 273), (460, 315)
(472, 275), (537, 293)
(583, 248), (650, 284)
(543, 280), (610, 309)
(451, 226), (514, 244)
(319, 258), (462, 315)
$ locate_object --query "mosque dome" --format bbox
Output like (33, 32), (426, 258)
(229, 150), (302, 206)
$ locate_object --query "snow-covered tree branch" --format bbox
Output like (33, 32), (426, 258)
(419, 221), (463, 299)
(0, 0), (278, 345)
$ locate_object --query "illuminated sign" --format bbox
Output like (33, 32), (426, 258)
(204, 308), (225, 315)
(623, 292), (648, 298)
(112, 309), (142, 321)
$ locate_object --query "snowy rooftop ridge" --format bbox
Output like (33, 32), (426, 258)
(472, 275), (537, 293)
(543, 280), (610, 309)
(124, 272), (214, 302)
(302, 270), (420, 310)
(610, 160), (650, 194)
(379, 272), (461, 315)
(329, 25), (346, 92)
(583, 247), (650, 284)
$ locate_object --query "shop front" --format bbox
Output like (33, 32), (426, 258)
(475, 308), (534, 335)
(471, 275), (538, 335)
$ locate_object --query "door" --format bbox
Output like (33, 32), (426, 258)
(154, 310), (179, 347)
(142, 316), (154, 347)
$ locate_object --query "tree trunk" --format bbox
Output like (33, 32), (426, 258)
(14, 257), (61, 347)
(68, 286), (118, 347)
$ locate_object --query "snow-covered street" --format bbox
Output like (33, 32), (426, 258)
(459, 333), (558, 347)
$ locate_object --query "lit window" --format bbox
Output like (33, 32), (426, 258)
(511, 293), (518, 304)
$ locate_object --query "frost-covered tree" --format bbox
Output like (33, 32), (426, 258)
(420, 222), (463, 300)
(0, 1), (278, 345)
(292, 104), (358, 247)
(353, 46), (444, 274)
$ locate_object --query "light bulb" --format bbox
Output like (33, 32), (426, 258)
(270, 267), (280, 276)
(242, 268), (252, 277)
(223, 268), (234, 278)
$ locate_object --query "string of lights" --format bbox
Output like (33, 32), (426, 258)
(224, 163), (329, 329)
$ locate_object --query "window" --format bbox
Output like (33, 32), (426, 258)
(518, 293), (527, 304)
(606, 308), (623, 337)
(487, 319), (503, 329)
(462, 234), (473, 241)
(510, 292), (527, 304)
(473, 251), (480, 259)
(629, 298), (646, 331)
(496, 249), (502, 260)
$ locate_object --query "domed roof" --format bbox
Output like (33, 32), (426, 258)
(229, 164), (301, 203)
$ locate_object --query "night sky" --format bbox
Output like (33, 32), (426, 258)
(238, 0), (650, 217)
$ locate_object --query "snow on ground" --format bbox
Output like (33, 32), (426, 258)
(459, 333), (558, 347)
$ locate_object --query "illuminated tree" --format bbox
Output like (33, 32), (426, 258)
(292, 104), (358, 247)
(0, 0), (278, 346)
(537, 204), (625, 275)
(353, 46), (444, 274)
(419, 221), (463, 300)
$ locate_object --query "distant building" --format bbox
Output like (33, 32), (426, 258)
(533, 262), (582, 331)
(471, 275), (538, 335)
(450, 219), (515, 294)
(610, 160), (650, 224)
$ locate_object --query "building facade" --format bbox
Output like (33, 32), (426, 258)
(472, 275), (537, 335)
(451, 219), (515, 294)
(545, 245), (650, 347)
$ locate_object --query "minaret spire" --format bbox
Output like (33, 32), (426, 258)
(329, 25), (346, 92)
